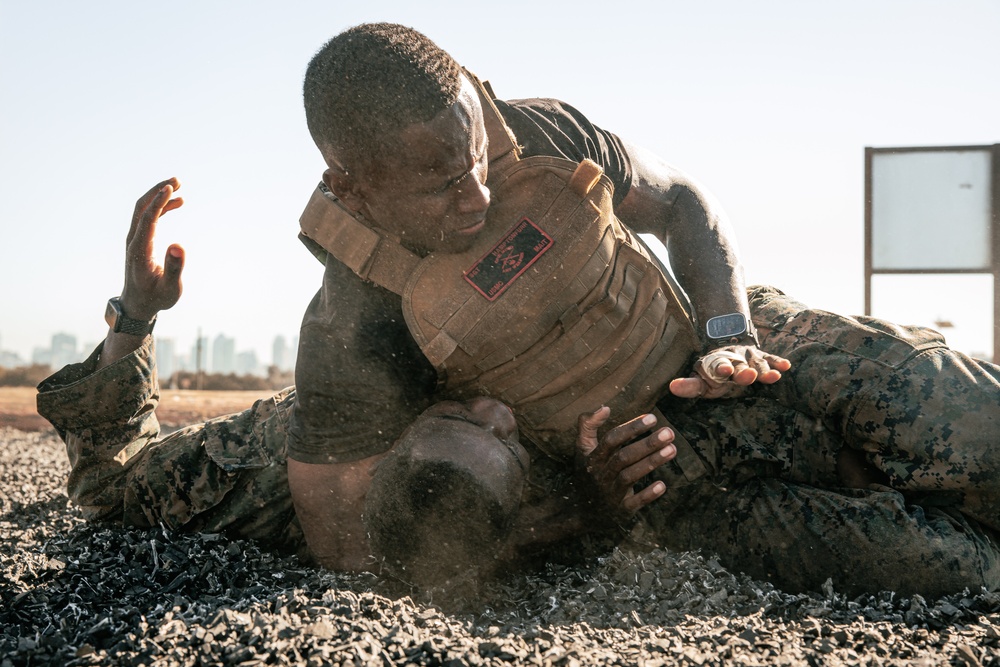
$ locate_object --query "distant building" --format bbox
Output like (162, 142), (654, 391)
(190, 335), (209, 374)
(271, 335), (297, 372)
(155, 337), (177, 385)
(0, 334), (23, 367)
(212, 334), (236, 374)
(31, 332), (79, 370)
(51, 333), (77, 369)
(236, 350), (260, 376)
(31, 348), (51, 367)
(0, 349), (25, 368)
(7, 329), (300, 377)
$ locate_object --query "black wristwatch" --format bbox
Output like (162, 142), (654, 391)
(705, 312), (757, 348)
(104, 297), (157, 336)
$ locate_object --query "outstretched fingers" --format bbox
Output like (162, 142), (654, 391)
(622, 479), (666, 514)
(598, 413), (658, 454)
(671, 345), (793, 398)
(616, 427), (675, 483)
(129, 181), (183, 264)
(120, 178), (186, 319)
(577, 407), (678, 516)
(606, 427), (675, 515)
(127, 178), (181, 246)
(753, 352), (791, 384)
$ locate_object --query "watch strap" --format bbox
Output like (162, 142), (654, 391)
(105, 297), (157, 336)
(708, 327), (758, 349)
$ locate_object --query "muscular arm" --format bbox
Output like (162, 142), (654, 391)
(615, 141), (789, 395)
(615, 141), (749, 340)
(287, 258), (436, 570)
(497, 95), (782, 388)
(287, 456), (384, 571)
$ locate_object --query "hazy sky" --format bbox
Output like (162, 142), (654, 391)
(2, 0), (998, 363)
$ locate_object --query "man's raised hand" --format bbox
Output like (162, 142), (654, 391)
(119, 178), (186, 321)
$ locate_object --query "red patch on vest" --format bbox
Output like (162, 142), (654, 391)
(464, 217), (554, 301)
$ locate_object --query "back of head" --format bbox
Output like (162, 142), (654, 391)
(365, 457), (511, 590)
(364, 413), (528, 593)
(303, 23), (463, 171)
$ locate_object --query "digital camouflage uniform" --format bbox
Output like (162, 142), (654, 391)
(36, 339), (304, 555)
(645, 285), (1000, 596)
(36, 287), (1000, 595)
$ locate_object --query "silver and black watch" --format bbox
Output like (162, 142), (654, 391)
(104, 297), (157, 336)
(705, 312), (757, 348)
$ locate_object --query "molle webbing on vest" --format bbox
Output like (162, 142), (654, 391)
(404, 157), (698, 460)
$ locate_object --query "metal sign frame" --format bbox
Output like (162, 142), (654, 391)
(864, 144), (1000, 362)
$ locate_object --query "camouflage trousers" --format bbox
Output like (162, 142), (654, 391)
(647, 286), (1000, 596)
(36, 341), (303, 553)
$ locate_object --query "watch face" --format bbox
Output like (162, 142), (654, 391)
(706, 313), (748, 340)
(105, 298), (122, 329)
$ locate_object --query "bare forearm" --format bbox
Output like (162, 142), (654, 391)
(615, 141), (750, 344)
(613, 145), (790, 397)
(665, 187), (750, 335)
(287, 456), (381, 572)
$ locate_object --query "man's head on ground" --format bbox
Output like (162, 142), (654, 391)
(364, 397), (528, 592)
(304, 23), (491, 255)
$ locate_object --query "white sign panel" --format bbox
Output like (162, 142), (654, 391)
(871, 149), (992, 270)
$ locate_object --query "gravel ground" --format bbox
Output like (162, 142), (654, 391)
(3, 427), (1000, 666)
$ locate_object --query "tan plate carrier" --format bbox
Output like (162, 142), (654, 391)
(299, 73), (699, 461)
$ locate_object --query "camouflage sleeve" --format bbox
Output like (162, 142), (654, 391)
(36, 337), (161, 521)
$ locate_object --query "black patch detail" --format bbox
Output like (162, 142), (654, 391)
(464, 218), (554, 301)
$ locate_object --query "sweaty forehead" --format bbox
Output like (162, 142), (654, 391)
(387, 78), (485, 175)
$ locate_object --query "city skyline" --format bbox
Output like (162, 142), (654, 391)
(0, 329), (298, 378)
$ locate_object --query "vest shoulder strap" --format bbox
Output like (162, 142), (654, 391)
(464, 68), (521, 172)
(299, 184), (420, 295)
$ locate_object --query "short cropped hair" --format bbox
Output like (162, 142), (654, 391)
(303, 23), (463, 171)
